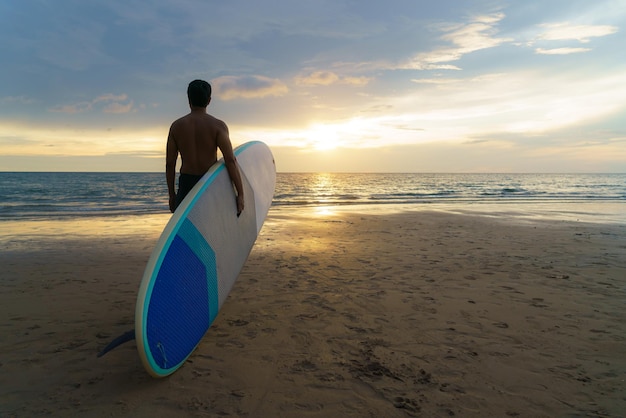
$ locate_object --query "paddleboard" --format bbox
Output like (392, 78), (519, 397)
(99, 141), (275, 378)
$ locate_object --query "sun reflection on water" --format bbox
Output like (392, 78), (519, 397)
(309, 172), (337, 205)
(313, 206), (336, 217)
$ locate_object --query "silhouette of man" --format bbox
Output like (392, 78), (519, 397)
(166, 80), (244, 215)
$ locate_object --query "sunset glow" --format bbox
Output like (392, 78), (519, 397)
(1, 1), (624, 172)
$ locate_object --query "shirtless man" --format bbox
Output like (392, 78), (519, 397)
(166, 79), (245, 215)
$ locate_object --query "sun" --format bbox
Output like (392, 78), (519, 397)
(304, 123), (340, 151)
(314, 137), (338, 151)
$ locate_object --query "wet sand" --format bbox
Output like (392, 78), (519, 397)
(1, 208), (625, 417)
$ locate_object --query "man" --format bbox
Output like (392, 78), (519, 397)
(166, 80), (245, 215)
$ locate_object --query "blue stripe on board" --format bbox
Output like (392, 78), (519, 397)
(146, 235), (211, 373)
(178, 218), (219, 321)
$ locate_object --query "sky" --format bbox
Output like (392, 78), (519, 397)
(1, 0), (625, 172)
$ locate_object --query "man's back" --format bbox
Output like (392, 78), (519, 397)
(169, 111), (227, 176)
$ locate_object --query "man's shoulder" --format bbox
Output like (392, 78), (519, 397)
(204, 114), (229, 133)
(170, 114), (189, 128)
(206, 112), (226, 124)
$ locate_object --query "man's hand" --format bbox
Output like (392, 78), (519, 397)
(236, 195), (244, 217)
(169, 195), (177, 213)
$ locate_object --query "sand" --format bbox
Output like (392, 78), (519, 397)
(1, 208), (625, 417)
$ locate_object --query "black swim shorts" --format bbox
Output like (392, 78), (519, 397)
(175, 173), (204, 209)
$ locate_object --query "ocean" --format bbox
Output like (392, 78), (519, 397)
(1, 172), (625, 223)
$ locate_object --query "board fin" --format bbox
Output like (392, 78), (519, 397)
(97, 329), (136, 357)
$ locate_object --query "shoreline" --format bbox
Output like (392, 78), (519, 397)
(2, 198), (625, 228)
(272, 200), (626, 224)
(1, 208), (625, 416)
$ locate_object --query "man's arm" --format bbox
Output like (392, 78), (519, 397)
(166, 126), (178, 213)
(216, 123), (244, 216)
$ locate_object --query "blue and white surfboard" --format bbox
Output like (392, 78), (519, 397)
(135, 141), (275, 377)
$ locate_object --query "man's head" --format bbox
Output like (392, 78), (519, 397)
(187, 80), (212, 108)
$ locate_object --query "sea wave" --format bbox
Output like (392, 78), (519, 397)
(1, 172), (624, 220)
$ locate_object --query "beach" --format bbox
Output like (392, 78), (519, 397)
(1, 208), (625, 417)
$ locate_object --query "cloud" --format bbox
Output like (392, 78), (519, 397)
(49, 102), (93, 114)
(0, 135), (37, 146)
(49, 93), (134, 114)
(0, 121), (165, 158)
(103, 101), (135, 114)
(342, 76), (371, 86)
(104, 150), (163, 158)
(401, 13), (512, 70)
(295, 71), (371, 86)
(537, 23), (618, 43)
(535, 47), (592, 55)
(212, 75), (288, 100)
(18, 9), (110, 72)
(296, 71), (339, 86)
(526, 22), (618, 56)
(0, 96), (38, 105)
(331, 13), (510, 73)
(245, 67), (626, 153)
(411, 78), (461, 85)
(94, 94), (128, 103)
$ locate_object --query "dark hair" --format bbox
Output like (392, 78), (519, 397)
(187, 79), (212, 107)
